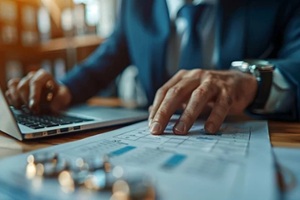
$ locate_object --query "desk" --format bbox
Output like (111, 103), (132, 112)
(0, 98), (299, 200)
(0, 106), (299, 159)
(0, 96), (300, 157)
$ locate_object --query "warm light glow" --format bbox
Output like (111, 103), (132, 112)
(26, 163), (37, 179)
(58, 170), (75, 193)
(36, 163), (44, 176)
(41, 0), (59, 26)
(112, 180), (130, 195)
(110, 191), (129, 200)
(40, 0), (74, 27)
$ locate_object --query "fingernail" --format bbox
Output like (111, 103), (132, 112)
(150, 122), (161, 135)
(205, 122), (215, 133)
(174, 121), (186, 135)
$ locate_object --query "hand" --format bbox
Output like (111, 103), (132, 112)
(148, 69), (258, 134)
(5, 69), (72, 114)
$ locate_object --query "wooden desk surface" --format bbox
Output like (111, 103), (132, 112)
(0, 98), (300, 159)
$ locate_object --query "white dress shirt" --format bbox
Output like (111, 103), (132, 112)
(165, 0), (293, 113)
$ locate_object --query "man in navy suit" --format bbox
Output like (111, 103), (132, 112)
(6, 0), (300, 134)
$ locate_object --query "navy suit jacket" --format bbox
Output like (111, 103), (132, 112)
(62, 0), (300, 121)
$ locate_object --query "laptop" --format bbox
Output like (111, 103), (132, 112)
(0, 88), (148, 140)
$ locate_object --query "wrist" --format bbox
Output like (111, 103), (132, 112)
(231, 60), (274, 113)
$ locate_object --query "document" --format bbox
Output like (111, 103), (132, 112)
(0, 120), (277, 200)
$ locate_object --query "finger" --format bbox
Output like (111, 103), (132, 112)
(7, 78), (21, 88)
(28, 70), (56, 113)
(173, 79), (219, 135)
(205, 89), (233, 134)
(16, 73), (34, 105)
(6, 80), (23, 108)
(49, 84), (72, 113)
(49, 85), (67, 113)
(150, 77), (199, 135)
(148, 105), (153, 125)
(5, 89), (22, 108)
(148, 70), (187, 124)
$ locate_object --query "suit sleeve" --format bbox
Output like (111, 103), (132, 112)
(60, 1), (131, 105)
(257, 0), (300, 121)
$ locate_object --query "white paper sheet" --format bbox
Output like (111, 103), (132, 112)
(0, 120), (278, 200)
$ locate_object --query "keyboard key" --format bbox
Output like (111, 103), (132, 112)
(15, 112), (94, 129)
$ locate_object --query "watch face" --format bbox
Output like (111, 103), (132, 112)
(231, 60), (274, 72)
(231, 61), (250, 73)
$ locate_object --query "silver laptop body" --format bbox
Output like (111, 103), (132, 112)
(0, 88), (148, 140)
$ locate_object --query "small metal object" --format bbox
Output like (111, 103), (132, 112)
(42, 158), (68, 177)
(29, 152), (58, 164)
(26, 153), (67, 177)
(58, 170), (76, 193)
(103, 155), (112, 173)
(58, 168), (90, 190)
(111, 173), (156, 200)
(25, 153), (156, 199)
(84, 169), (109, 190)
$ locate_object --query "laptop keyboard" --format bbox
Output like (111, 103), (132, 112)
(15, 113), (94, 129)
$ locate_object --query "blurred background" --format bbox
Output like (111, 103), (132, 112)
(0, 0), (119, 90)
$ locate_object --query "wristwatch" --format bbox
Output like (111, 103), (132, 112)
(231, 60), (274, 112)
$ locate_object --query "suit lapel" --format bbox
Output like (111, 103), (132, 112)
(215, 0), (247, 69)
(137, 0), (170, 101)
(151, 0), (170, 85)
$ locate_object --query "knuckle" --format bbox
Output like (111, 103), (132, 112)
(178, 69), (187, 75)
(156, 108), (169, 120)
(37, 68), (47, 75)
(220, 96), (233, 107)
(16, 81), (27, 92)
(27, 71), (35, 77)
(193, 87), (209, 98)
(182, 109), (195, 123)
(7, 79), (19, 87)
(189, 100), (200, 111)
(167, 86), (184, 97)
(202, 79), (213, 88)
(35, 69), (51, 80)
(5, 91), (11, 100)
(203, 70), (212, 78)
(193, 69), (203, 78)
(156, 87), (168, 96)
(31, 77), (43, 85)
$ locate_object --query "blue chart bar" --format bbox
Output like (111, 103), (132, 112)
(162, 154), (187, 170)
(109, 146), (136, 156)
